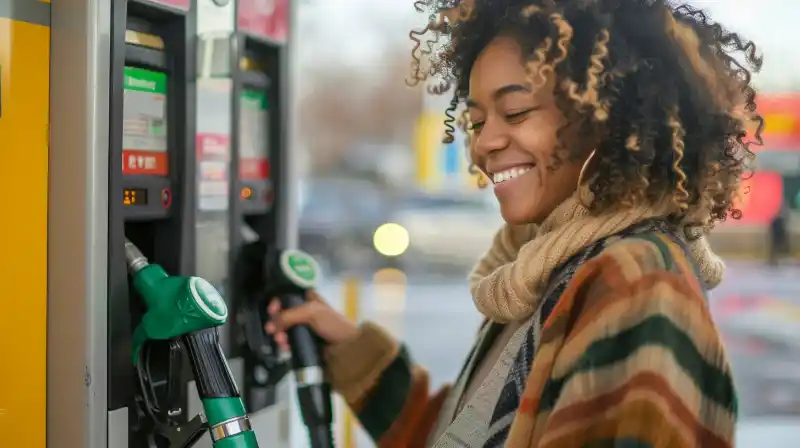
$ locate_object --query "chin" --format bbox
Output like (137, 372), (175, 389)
(499, 204), (541, 225)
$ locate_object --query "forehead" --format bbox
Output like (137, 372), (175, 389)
(468, 36), (528, 97)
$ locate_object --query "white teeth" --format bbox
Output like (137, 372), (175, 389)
(493, 166), (532, 184)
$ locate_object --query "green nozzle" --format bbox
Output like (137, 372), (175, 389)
(277, 249), (320, 289)
(126, 241), (228, 365)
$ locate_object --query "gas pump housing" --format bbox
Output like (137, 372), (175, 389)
(106, 0), (199, 444)
(228, 30), (293, 414)
(45, 0), (298, 446)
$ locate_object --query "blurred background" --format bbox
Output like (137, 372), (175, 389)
(284, 1), (800, 446)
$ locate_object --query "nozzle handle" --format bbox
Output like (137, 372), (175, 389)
(183, 329), (260, 446)
(183, 328), (240, 399)
(281, 293), (325, 371)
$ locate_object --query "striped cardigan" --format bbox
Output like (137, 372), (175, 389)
(323, 232), (737, 447)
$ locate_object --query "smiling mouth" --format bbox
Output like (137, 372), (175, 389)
(492, 164), (534, 184)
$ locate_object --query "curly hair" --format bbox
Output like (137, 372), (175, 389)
(408, 0), (764, 232)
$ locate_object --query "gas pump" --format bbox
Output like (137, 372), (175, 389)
(225, 4), (335, 447)
(106, 0), (257, 446)
(223, 11), (335, 445)
(45, 0), (298, 446)
(226, 9), (287, 416)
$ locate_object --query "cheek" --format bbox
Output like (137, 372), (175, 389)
(514, 118), (561, 163)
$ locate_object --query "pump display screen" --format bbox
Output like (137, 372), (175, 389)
(239, 89), (269, 180)
(122, 66), (168, 176)
(123, 188), (148, 206)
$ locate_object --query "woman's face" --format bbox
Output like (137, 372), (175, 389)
(468, 35), (584, 225)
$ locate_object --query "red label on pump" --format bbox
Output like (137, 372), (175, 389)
(149, 0), (191, 11)
(237, 0), (289, 43)
(197, 134), (230, 159)
(240, 158), (269, 180)
(122, 150), (168, 176)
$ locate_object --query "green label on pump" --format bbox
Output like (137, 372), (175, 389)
(241, 89), (268, 109)
(124, 67), (167, 94)
(280, 249), (319, 289)
(123, 67), (168, 157)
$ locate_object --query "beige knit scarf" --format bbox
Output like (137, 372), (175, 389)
(468, 193), (725, 323)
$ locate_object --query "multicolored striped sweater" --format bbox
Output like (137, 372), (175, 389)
(323, 232), (737, 447)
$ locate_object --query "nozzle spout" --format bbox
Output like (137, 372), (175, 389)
(125, 239), (150, 274)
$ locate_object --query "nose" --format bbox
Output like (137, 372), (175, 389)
(473, 119), (510, 159)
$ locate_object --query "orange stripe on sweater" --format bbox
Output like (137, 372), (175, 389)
(542, 372), (730, 448)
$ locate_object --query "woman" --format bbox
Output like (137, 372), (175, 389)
(267, 0), (763, 446)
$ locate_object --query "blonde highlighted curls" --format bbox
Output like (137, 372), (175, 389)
(548, 13), (574, 67)
(562, 29), (611, 122)
(519, 9), (574, 90)
(664, 11), (728, 109)
(667, 107), (691, 212)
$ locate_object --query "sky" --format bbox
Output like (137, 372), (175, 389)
(296, 0), (800, 92)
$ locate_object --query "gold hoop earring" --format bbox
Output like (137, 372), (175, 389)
(577, 150), (597, 207)
(577, 150), (597, 188)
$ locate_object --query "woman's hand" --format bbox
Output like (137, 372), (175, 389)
(264, 290), (360, 351)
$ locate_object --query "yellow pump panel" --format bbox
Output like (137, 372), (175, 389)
(0, 10), (50, 448)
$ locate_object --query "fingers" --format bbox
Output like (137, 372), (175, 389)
(275, 302), (319, 329)
(265, 299), (289, 351)
(274, 332), (288, 351)
(265, 292), (326, 350)
(306, 289), (323, 302)
(265, 297), (319, 352)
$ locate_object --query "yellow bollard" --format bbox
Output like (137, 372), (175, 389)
(341, 277), (361, 448)
(372, 268), (407, 339)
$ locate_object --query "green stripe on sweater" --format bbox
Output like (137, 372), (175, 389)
(539, 315), (736, 413)
(357, 345), (414, 440)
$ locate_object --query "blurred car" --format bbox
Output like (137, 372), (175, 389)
(712, 293), (800, 447)
(394, 190), (503, 273)
(719, 309), (800, 416)
(298, 177), (399, 274)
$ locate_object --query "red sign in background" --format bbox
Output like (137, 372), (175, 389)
(237, 0), (289, 43)
(728, 171), (784, 226)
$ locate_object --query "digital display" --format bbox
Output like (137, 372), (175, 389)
(124, 188), (148, 206)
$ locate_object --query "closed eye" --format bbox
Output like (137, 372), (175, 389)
(505, 108), (536, 123)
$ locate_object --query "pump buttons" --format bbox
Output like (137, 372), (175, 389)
(162, 188), (172, 209)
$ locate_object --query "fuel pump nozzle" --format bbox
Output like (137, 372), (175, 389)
(125, 239), (260, 448)
(237, 243), (334, 448)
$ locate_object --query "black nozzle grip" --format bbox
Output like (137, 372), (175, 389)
(281, 293), (325, 370)
(183, 328), (240, 398)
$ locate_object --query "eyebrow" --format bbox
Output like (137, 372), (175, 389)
(466, 83), (531, 108)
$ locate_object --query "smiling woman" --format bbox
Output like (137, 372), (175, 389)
(265, 1), (766, 447)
